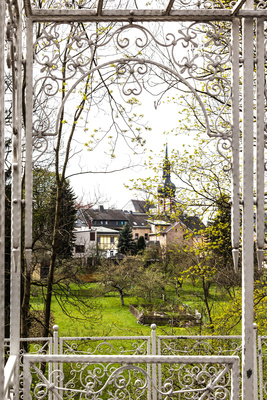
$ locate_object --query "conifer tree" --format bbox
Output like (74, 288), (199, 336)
(118, 223), (136, 255)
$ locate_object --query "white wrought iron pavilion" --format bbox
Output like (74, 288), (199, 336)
(1, 0), (267, 399)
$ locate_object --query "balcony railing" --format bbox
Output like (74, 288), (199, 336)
(23, 354), (240, 400)
(4, 324), (267, 399)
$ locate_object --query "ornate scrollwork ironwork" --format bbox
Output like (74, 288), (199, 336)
(28, 359), (233, 400)
(61, 337), (149, 356)
(159, 336), (242, 357)
(32, 20), (233, 166)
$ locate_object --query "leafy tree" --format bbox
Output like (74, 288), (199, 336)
(142, 243), (161, 267)
(163, 243), (195, 296)
(204, 194), (241, 293)
(211, 278), (267, 335)
(97, 258), (140, 306)
(183, 258), (217, 331)
(133, 265), (167, 303)
(118, 223), (136, 255)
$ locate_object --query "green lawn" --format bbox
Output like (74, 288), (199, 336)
(30, 280), (238, 338)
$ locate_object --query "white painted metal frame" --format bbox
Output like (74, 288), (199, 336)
(1, 0), (267, 399)
(23, 354), (240, 400)
(242, 2), (255, 399)
(0, 3), (5, 400)
(58, 331), (151, 400)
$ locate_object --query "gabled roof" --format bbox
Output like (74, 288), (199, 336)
(74, 226), (95, 233)
(123, 199), (155, 214)
(75, 203), (205, 235)
(149, 220), (172, 226)
(124, 212), (149, 228)
(159, 221), (183, 234)
(96, 227), (120, 235)
(79, 207), (127, 222)
(179, 214), (205, 233)
(153, 216), (204, 236)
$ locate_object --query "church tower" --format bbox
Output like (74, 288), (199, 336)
(157, 145), (176, 213)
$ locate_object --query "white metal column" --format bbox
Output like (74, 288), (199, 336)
(10, 1), (23, 399)
(256, 18), (265, 268)
(0, 1), (5, 399)
(25, 16), (33, 304)
(242, 0), (255, 398)
(231, 17), (241, 272)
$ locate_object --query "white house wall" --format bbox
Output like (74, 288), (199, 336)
(73, 229), (97, 258)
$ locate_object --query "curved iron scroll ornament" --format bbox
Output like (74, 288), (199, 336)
(32, 21), (233, 166)
(30, 361), (233, 400)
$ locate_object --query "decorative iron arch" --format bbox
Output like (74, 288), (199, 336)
(2, 1), (267, 399)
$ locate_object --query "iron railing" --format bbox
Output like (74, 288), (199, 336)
(4, 324), (267, 399)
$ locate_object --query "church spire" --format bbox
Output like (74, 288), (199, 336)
(157, 145), (176, 213)
(162, 144), (171, 180)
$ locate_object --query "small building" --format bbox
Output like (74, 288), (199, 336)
(96, 226), (120, 258)
(77, 206), (128, 230)
(148, 217), (204, 248)
(124, 211), (151, 242)
(73, 226), (97, 261)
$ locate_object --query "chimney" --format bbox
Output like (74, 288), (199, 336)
(99, 205), (104, 212)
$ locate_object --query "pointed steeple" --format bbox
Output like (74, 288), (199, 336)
(158, 144), (176, 199)
(162, 144), (171, 180)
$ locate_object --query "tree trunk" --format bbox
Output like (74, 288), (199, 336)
(202, 277), (213, 331)
(21, 263), (31, 347)
(119, 289), (125, 306)
(42, 185), (62, 338)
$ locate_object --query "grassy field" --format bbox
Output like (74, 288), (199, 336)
(30, 280), (240, 338)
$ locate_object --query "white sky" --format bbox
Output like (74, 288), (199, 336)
(67, 98), (186, 208)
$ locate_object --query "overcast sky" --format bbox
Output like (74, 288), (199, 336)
(67, 98), (185, 209)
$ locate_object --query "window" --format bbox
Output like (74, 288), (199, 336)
(75, 245), (85, 253)
(105, 221), (108, 225)
(90, 232), (95, 241)
(110, 236), (114, 244)
(97, 237), (100, 243)
(121, 221), (124, 225)
(135, 233), (139, 240)
(145, 233), (148, 241)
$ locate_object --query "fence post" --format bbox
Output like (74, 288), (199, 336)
(151, 324), (157, 400)
(53, 325), (59, 400)
(258, 335), (263, 400)
(253, 323), (258, 400)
